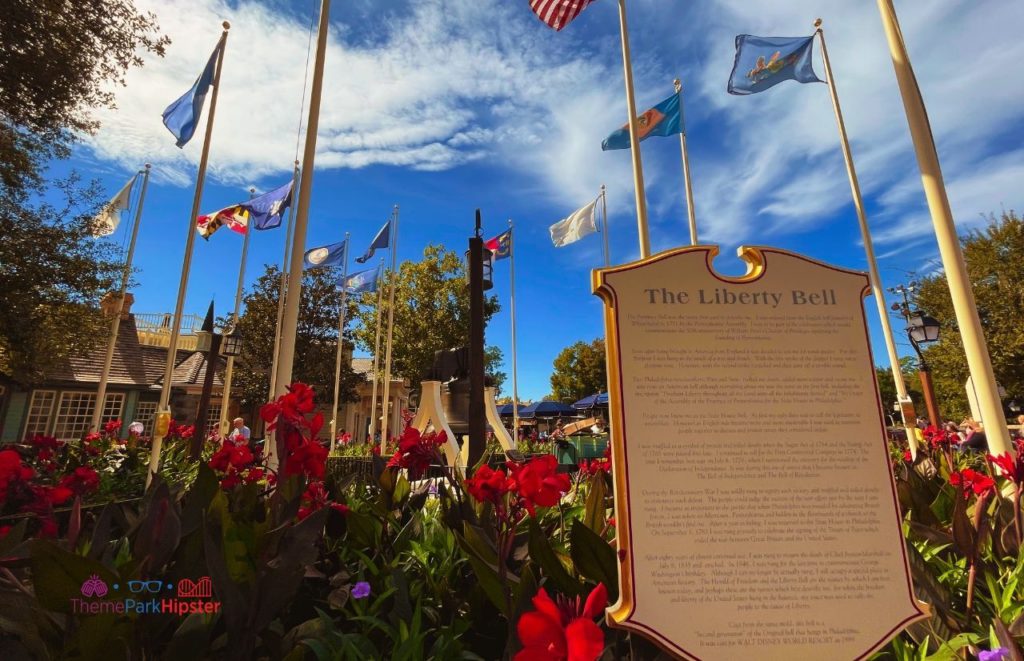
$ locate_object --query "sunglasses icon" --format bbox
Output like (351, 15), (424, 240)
(128, 580), (164, 593)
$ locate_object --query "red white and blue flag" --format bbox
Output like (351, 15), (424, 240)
(528, 0), (597, 31)
(485, 230), (512, 261)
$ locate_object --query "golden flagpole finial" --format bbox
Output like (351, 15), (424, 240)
(222, 21), (231, 31)
(673, 78), (682, 93)
(814, 18), (823, 29)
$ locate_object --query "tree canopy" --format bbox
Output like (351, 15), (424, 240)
(914, 211), (1024, 420)
(231, 266), (362, 413)
(549, 338), (607, 403)
(0, 175), (122, 383)
(350, 244), (501, 391)
(875, 356), (923, 423)
(0, 1), (167, 194)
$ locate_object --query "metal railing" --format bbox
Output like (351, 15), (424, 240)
(134, 313), (204, 349)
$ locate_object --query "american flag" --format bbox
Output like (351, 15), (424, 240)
(529, 0), (597, 31)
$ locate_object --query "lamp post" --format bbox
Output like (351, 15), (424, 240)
(193, 301), (243, 458)
(905, 310), (941, 427)
(465, 210), (493, 470)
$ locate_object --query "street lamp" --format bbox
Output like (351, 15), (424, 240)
(221, 326), (243, 358)
(465, 209), (489, 470)
(193, 304), (244, 458)
(906, 309), (942, 426)
(465, 246), (494, 290)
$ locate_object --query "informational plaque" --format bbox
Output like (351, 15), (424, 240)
(593, 246), (927, 660)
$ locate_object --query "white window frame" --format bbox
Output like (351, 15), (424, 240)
(24, 389), (58, 438)
(51, 391), (125, 442)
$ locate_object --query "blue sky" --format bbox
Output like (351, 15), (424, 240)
(58, 0), (1024, 402)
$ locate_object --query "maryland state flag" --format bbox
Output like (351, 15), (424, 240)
(485, 230), (512, 261)
(196, 205), (248, 239)
(727, 35), (822, 95)
(601, 92), (683, 151)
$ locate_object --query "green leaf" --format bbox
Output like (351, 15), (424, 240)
(458, 540), (510, 617)
(569, 518), (618, 602)
(164, 611), (216, 659)
(528, 519), (582, 597)
(29, 540), (118, 613)
(583, 472), (606, 533)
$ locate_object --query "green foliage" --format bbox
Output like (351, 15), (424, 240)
(231, 265), (363, 411)
(550, 338), (607, 402)
(915, 211), (1024, 421)
(877, 356), (925, 421)
(0, 174), (124, 383)
(350, 244), (501, 389)
(0, 0), (168, 193)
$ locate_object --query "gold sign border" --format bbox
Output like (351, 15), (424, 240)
(592, 244), (930, 659)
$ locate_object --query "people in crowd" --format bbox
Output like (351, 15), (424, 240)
(960, 419), (987, 452)
(227, 417), (250, 446)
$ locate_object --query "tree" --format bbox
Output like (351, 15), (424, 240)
(350, 245), (501, 391)
(875, 357), (923, 423)
(0, 1), (168, 193)
(915, 211), (1024, 421)
(0, 175), (122, 383)
(485, 346), (507, 396)
(549, 338), (607, 403)
(231, 265), (363, 413)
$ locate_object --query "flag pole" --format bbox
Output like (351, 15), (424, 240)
(330, 232), (351, 452)
(814, 19), (920, 454)
(600, 185), (611, 267)
(92, 165), (149, 432)
(379, 205), (400, 445)
(673, 79), (698, 246)
(268, 161), (301, 403)
(875, 1), (1011, 456)
(616, 0), (650, 258)
(272, 0), (331, 469)
(367, 256), (386, 443)
(218, 187), (255, 437)
(148, 24), (230, 486)
(509, 219), (520, 443)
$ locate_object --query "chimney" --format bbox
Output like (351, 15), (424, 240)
(100, 291), (135, 320)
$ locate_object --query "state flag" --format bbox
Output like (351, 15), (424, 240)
(549, 199), (598, 247)
(162, 40), (222, 147)
(339, 266), (381, 294)
(727, 35), (822, 95)
(485, 230), (512, 261)
(355, 221), (390, 263)
(243, 181), (292, 231)
(602, 91), (684, 151)
(196, 205), (248, 240)
(91, 175), (137, 237)
(304, 240), (347, 269)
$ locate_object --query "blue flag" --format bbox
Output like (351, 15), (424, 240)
(355, 221), (390, 264)
(304, 240), (347, 269)
(339, 266), (381, 294)
(727, 35), (822, 95)
(243, 181), (292, 231)
(601, 92), (684, 151)
(162, 41), (221, 147)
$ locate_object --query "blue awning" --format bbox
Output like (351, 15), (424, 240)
(520, 401), (576, 419)
(497, 403), (528, 416)
(573, 392), (609, 409)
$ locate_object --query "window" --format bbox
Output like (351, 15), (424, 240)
(52, 392), (125, 442)
(132, 400), (159, 433)
(206, 403), (222, 436)
(24, 390), (57, 437)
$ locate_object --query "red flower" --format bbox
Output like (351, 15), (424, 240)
(578, 458), (610, 477)
(103, 420), (122, 436)
(515, 584), (607, 661)
(0, 449), (35, 503)
(297, 481), (349, 520)
(285, 440), (327, 479)
(465, 464), (515, 504)
(243, 467), (266, 484)
(386, 427), (446, 480)
(261, 382), (316, 431)
(949, 468), (997, 499)
(59, 466), (101, 497)
(209, 444), (254, 472)
(989, 452), (1024, 485)
(511, 455), (571, 515)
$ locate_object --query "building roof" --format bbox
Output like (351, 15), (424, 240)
(42, 314), (224, 389)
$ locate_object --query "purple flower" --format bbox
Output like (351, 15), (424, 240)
(979, 649), (1009, 661)
(352, 581), (371, 599)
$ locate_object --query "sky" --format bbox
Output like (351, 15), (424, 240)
(54, 0), (1024, 403)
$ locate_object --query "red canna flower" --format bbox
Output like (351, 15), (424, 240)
(59, 466), (101, 497)
(285, 440), (328, 479)
(949, 468), (997, 500)
(386, 427), (447, 480)
(0, 450), (35, 504)
(988, 452), (1024, 485)
(464, 464), (515, 504)
(261, 382), (317, 432)
(515, 583), (608, 661)
(103, 420), (122, 436)
(297, 480), (349, 520)
(511, 455), (571, 515)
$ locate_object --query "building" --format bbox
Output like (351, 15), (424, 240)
(0, 296), (234, 443)
(323, 355), (411, 442)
